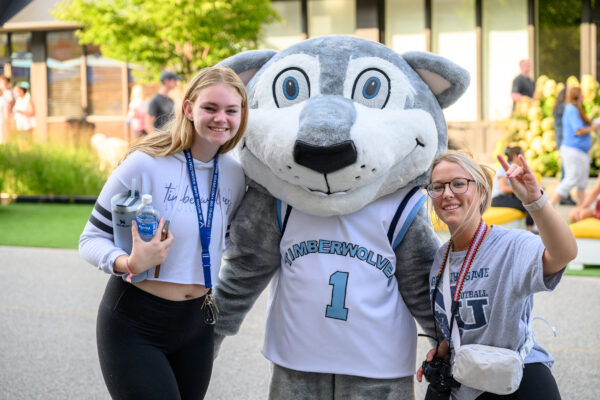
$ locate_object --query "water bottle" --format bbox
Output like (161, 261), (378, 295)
(136, 194), (160, 242)
(111, 178), (141, 254)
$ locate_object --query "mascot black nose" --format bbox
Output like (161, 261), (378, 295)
(293, 140), (357, 174)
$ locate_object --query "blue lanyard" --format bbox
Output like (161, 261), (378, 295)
(183, 149), (219, 288)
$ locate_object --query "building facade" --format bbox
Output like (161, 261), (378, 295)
(0, 0), (597, 155)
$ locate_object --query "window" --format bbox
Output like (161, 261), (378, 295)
(46, 31), (83, 117)
(538, 0), (580, 83)
(482, 0), (528, 120)
(11, 32), (32, 89)
(0, 33), (8, 77)
(86, 44), (123, 116)
(308, 0), (356, 37)
(262, 1), (304, 50)
(0, 33), (7, 58)
(385, 0), (426, 53)
(431, 0), (476, 121)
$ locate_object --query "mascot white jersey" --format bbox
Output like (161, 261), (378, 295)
(213, 35), (470, 399)
(267, 187), (425, 378)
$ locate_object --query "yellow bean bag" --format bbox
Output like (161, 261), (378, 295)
(482, 207), (526, 226)
(570, 217), (600, 239)
(568, 218), (600, 269)
(428, 207), (526, 232)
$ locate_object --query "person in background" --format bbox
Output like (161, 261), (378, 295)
(146, 70), (181, 134)
(417, 150), (576, 400)
(491, 146), (534, 231)
(127, 84), (148, 142)
(0, 75), (13, 109)
(569, 176), (600, 222)
(550, 86), (600, 207)
(12, 82), (36, 137)
(552, 87), (577, 206)
(0, 76), (10, 143)
(511, 59), (534, 106)
(79, 66), (247, 399)
(553, 87), (566, 149)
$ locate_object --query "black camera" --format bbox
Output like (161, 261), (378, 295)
(422, 358), (460, 400)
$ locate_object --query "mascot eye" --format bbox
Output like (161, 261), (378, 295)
(352, 68), (390, 109)
(273, 67), (310, 108)
(363, 77), (380, 99)
(283, 77), (299, 100)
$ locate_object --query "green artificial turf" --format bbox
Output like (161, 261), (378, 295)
(1, 203), (599, 277)
(564, 265), (600, 277)
(0, 203), (93, 249)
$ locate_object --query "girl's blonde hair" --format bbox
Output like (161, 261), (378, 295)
(429, 151), (495, 235)
(124, 66), (248, 159)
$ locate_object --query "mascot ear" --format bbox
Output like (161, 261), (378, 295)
(403, 52), (470, 109)
(218, 50), (277, 85)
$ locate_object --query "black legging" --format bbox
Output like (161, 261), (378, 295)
(97, 276), (214, 400)
(491, 194), (534, 227)
(476, 362), (561, 399)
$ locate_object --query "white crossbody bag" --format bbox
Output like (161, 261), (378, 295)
(442, 241), (534, 395)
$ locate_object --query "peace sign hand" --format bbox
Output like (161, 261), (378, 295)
(497, 154), (542, 204)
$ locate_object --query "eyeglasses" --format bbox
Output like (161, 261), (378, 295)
(426, 178), (475, 198)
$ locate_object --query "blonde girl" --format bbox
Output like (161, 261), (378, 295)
(80, 66), (248, 399)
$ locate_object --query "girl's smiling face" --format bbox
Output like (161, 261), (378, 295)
(430, 160), (481, 231)
(184, 83), (243, 158)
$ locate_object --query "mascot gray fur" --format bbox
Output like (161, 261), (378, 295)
(214, 35), (469, 399)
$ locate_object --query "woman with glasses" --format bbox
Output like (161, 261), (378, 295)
(416, 150), (576, 399)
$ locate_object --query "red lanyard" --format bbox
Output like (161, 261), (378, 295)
(434, 219), (488, 316)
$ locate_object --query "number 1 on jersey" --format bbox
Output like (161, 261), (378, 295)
(326, 271), (349, 321)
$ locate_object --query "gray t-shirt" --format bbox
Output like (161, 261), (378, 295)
(148, 93), (174, 129)
(429, 225), (564, 399)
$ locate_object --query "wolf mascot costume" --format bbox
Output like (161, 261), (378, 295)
(214, 36), (469, 399)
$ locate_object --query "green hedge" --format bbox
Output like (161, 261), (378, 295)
(0, 143), (108, 197)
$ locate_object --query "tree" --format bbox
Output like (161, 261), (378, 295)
(538, 0), (581, 83)
(52, 0), (279, 82)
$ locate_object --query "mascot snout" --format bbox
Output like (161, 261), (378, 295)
(293, 140), (357, 174)
(294, 95), (358, 173)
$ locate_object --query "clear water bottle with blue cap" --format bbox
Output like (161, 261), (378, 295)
(136, 194), (160, 241)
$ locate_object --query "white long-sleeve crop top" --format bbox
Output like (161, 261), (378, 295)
(79, 150), (246, 285)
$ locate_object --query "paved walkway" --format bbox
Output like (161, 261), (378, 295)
(1, 245), (599, 399)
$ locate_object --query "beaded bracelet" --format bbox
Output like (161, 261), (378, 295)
(523, 189), (548, 212)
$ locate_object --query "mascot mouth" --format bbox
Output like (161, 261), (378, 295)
(304, 186), (349, 197)
(301, 137), (425, 196)
(304, 174), (350, 196)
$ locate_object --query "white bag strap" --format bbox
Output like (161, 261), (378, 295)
(532, 316), (557, 336)
(519, 316), (558, 360)
(438, 220), (488, 353)
(519, 321), (534, 361)
(443, 263), (461, 350)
